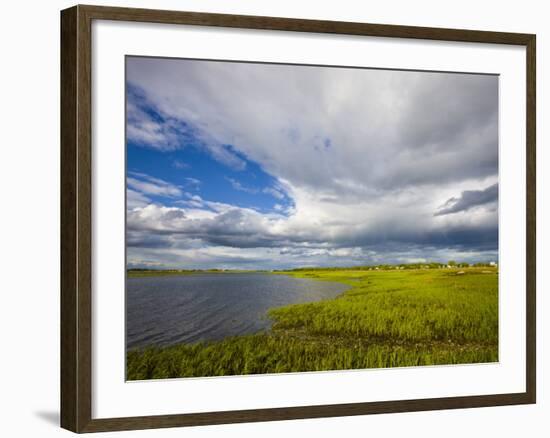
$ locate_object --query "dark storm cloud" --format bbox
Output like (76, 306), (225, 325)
(435, 183), (498, 216)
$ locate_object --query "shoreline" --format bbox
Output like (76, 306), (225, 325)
(126, 267), (498, 379)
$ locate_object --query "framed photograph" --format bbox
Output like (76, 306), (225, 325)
(60, 5), (536, 433)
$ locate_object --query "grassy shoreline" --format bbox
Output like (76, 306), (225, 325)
(127, 267), (498, 380)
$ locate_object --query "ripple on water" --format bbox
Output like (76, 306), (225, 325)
(126, 273), (348, 350)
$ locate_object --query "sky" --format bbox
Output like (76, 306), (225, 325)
(126, 56), (499, 270)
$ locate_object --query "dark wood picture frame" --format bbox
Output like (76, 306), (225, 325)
(61, 4), (536, 433)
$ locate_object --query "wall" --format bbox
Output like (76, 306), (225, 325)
(0, 0), (546, 436)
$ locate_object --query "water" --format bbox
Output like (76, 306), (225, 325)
(126, 273), (348, 350)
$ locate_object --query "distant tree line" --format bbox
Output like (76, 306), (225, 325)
(127, 268), (270, 273)
(128, 261), (497, 274)
(279, 261), (497, 272)
(127, 268), (224, 273)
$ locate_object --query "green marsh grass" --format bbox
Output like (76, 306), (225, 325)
(127, 268), (498, 379)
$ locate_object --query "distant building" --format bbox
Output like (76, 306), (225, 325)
(489, 261), (498, 267)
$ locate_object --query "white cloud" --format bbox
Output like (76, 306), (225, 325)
(127, 58), (497, 195)
(127, 188), (151, 210)
(127, 172), (182, 198)
(184, 177), (201, 187)
(172, 159), (190, 169)
(263, 186), (285, 200)
(225, 177), (258, 194)
(125, 58), (499, 268)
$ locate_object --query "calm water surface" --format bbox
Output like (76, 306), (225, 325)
(127, 273), (348, 350)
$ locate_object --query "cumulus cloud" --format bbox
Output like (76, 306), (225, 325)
(125, 57), (499, 268)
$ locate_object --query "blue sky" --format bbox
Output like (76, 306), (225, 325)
(127, 83), (293, 215)
(126, 57), (499, 270)
(127, 135), (293, 216)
